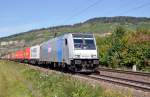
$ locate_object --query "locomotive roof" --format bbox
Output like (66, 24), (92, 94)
(71, 33), (94, 38)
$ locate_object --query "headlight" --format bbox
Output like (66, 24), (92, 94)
(75, 60), (81, 64)
(75, 55), (80, 58)
(93, 60), (99, 64)
(91, 55), (97, 58)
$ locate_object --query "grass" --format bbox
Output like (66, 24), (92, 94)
(0, 60), (132, 97)
(0, 60), (33, 97)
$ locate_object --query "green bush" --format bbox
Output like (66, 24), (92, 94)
(97, 26), (150, 71)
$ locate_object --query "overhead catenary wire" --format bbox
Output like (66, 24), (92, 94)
(103, 0), (142, 16)
(62, 0), (103, 23)
(118, 1), (150, 15)
(61, 0), (150, 25)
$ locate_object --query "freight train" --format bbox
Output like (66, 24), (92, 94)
(2, 33), (99, 72)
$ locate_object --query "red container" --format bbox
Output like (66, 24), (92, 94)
(7, 54), (10, 59)
(8, 53), (11, 59)
(15, 51), (19, 59)
(11, 52), (15, 60)
(15, 50), (24, 59)
(24, 48), (30, 59)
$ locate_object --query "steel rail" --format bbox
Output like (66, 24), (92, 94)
(78, 74), (150, 92)
(98, 68), (150, 76)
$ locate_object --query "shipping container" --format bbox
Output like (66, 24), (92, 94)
(24, 47), (30, 59)
(11, 52), (16, 60)
(15, 50), (24, 59)
(30, 45), (40, 59)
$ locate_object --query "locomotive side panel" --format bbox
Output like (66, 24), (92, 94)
(62, 34), (70, 65)
(56, 37), (63, 63)
(40, 38), (57, 62)
(48, 38), (57, 62)
(40, 35), (70, 65)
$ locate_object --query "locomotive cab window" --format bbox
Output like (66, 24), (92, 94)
(73, 39), (83, 50)
(73, 38), (96, 50)
(84, 39), (96, 50)
(65, 39), (68, 45)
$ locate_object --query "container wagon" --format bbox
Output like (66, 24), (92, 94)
(15, 50), (24, 62)
(24, 47), (30, 63)
(30, 45), (40, 64)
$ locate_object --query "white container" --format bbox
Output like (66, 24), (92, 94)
(30, 45), (40, 59)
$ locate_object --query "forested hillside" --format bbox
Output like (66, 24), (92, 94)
(1, 16), (150, 42)
(0, 16), (150, 71)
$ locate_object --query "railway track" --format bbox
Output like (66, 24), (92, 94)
(96, 68), (150, 87)
(28, 64), (150, 92)
(98, 68), (150, 77)
(78, 73), (150, 92)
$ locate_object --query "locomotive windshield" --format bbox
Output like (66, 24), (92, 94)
(74, 39), (83, 49)
(85, 39), (96, 49)
(73, 39), (96, 50)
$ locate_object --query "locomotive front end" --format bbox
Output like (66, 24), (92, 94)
(71, 33), (99, 72)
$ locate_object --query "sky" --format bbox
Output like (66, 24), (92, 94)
(0, 0), (150, 38)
